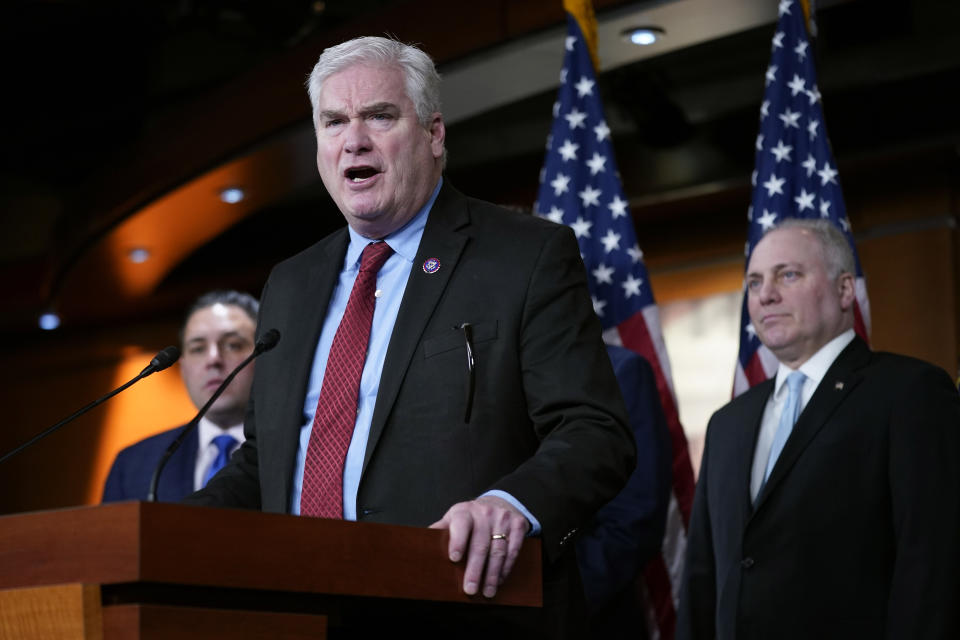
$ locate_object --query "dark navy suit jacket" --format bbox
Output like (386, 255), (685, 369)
(102, 425), (199, 503)
(576, 344), (672, 638)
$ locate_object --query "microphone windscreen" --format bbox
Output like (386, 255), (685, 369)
(256, 328), (281, 353)
(148, 346), (181, 373)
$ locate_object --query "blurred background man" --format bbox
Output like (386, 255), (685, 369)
(102, 290), (259, 502)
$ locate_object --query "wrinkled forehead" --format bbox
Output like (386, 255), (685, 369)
(318, 63), (409, 110)
(748, 227), (822, 272)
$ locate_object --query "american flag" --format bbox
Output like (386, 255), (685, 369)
(735, 0), (871, 395)
(535, 7), (695, 639)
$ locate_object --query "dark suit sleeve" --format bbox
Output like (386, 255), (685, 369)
(576, 346), (672, 612)
(490, 224), (636, 561)
(102, 453), (125, 502)
(886, 363), (960, 637)
(677, 416), (717, 640)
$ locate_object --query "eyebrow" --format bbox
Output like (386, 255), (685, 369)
(747, 261), (803, 278)
(184, 331), (247, 344)
(319, 102), (400, 121)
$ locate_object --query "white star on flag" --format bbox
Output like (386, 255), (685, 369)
(621, 274), (643, 298)
(600, 229), (621, 253)
(558, 139), (579, 161)
(591, 296), (607, 317)
(569, 215), (592, 238)
(787, 74), (806, 96)
(608, 195), (628, 218)
(770, 139), (793, 162)
(757, 209), (778, 230)
(565, 108), (587, 129)
(574, 76), (595, 97)
(578, 185), (601, 207)
(592, 263), (615, 284)
(766, 64), (778, 86)
(586, 152), (606, 175)
(779, 107), (801, 128)
(794, 188), (815, 211)
(550, 173), (571, 196)
(593, 120), (610, 142)
(817, 162), (838, 186)
(763, 174), (786, 197)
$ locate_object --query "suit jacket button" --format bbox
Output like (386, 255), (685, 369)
(740, 557), (755, 569)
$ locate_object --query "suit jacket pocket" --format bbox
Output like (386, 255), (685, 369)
(422, 320), (498, 358)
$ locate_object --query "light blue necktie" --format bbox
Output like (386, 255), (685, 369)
(203, 434), (238, 487)
(763, 371), (807, 483)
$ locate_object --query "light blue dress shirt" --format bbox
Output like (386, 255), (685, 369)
(289, 178), (539, 533)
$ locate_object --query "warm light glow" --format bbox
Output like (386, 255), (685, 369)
(86, 347), (195, 504)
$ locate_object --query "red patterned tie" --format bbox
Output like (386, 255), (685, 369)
(300, 241), (394, 518)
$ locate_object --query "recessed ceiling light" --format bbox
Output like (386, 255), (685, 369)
(39, 312), (60, 331)
(220, 187), (245, 204)
(128, 248), (150, 263)
(623, 26), (664, 46)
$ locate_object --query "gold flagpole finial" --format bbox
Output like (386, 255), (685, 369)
(563, 0), (599, 70)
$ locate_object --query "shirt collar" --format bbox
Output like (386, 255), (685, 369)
(774, 328), (855, 397)
(344, 177), (442, 267)
(197, 416), (244, 449)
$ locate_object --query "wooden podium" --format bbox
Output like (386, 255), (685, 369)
(0, 502), (542, 639)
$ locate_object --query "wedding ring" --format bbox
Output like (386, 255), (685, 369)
(491, 533), (508, 541)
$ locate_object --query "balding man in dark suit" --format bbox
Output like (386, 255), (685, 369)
(678, 218), (960, 640)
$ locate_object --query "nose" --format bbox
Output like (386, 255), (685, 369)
(203, 344), (225, 368)
(343, 119), (372, 155)
(757, 278), (780, 305)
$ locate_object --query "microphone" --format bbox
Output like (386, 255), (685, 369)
(140, 345), (181, 376)
(0, 345), (182, 465)
(146, 328), (281, 502)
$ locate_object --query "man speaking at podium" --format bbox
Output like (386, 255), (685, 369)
(184, 36), (634, 636)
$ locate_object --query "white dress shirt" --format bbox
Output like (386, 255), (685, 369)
(750, 329), (855, 501)
(194, 417), (245, 491)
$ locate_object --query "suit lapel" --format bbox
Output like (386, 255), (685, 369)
(754, 337), (870, 510)
(736, 379), (774, 515)
(271, 230), (348, 506)
(362, 183), (470, 475)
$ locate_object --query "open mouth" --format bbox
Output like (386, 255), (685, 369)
(345, 167), (379, 182)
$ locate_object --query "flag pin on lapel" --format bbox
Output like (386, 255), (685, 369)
(834, 381), (844, 391)
(422, 258), (441, 274)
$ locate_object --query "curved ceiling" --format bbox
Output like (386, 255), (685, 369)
(2, 0), (958, 333)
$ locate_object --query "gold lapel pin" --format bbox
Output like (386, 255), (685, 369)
(834, 381), (844, 391)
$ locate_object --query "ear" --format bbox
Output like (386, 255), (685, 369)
(428, 113), (445, 159)
(837, 272), (856, 311)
